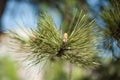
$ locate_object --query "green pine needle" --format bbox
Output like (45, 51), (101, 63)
(100, 0), (120, 49)
(10, 10), (99, 68)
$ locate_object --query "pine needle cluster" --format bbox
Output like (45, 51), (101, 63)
(100, 0), (120, 49)
(10, 10), (99, 67)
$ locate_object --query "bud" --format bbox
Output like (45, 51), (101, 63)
(31, 34), (36, 40)
(63, 33), (68, 42)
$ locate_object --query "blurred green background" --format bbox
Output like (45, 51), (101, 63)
(1, 0), (120, 80)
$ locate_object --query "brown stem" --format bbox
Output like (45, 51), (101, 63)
(69, 63), (72, 80)
(56, 42), (66, 57)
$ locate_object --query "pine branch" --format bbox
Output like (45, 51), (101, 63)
(10, 10), (99, 68)
(100, 0), (120, 53)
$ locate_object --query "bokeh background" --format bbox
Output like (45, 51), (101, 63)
(1, 0), (120, 80)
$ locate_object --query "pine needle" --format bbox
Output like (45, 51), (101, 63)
(9, 10), (99, 68)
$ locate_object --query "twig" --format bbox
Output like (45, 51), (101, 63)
(68, 63), (72, 80)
